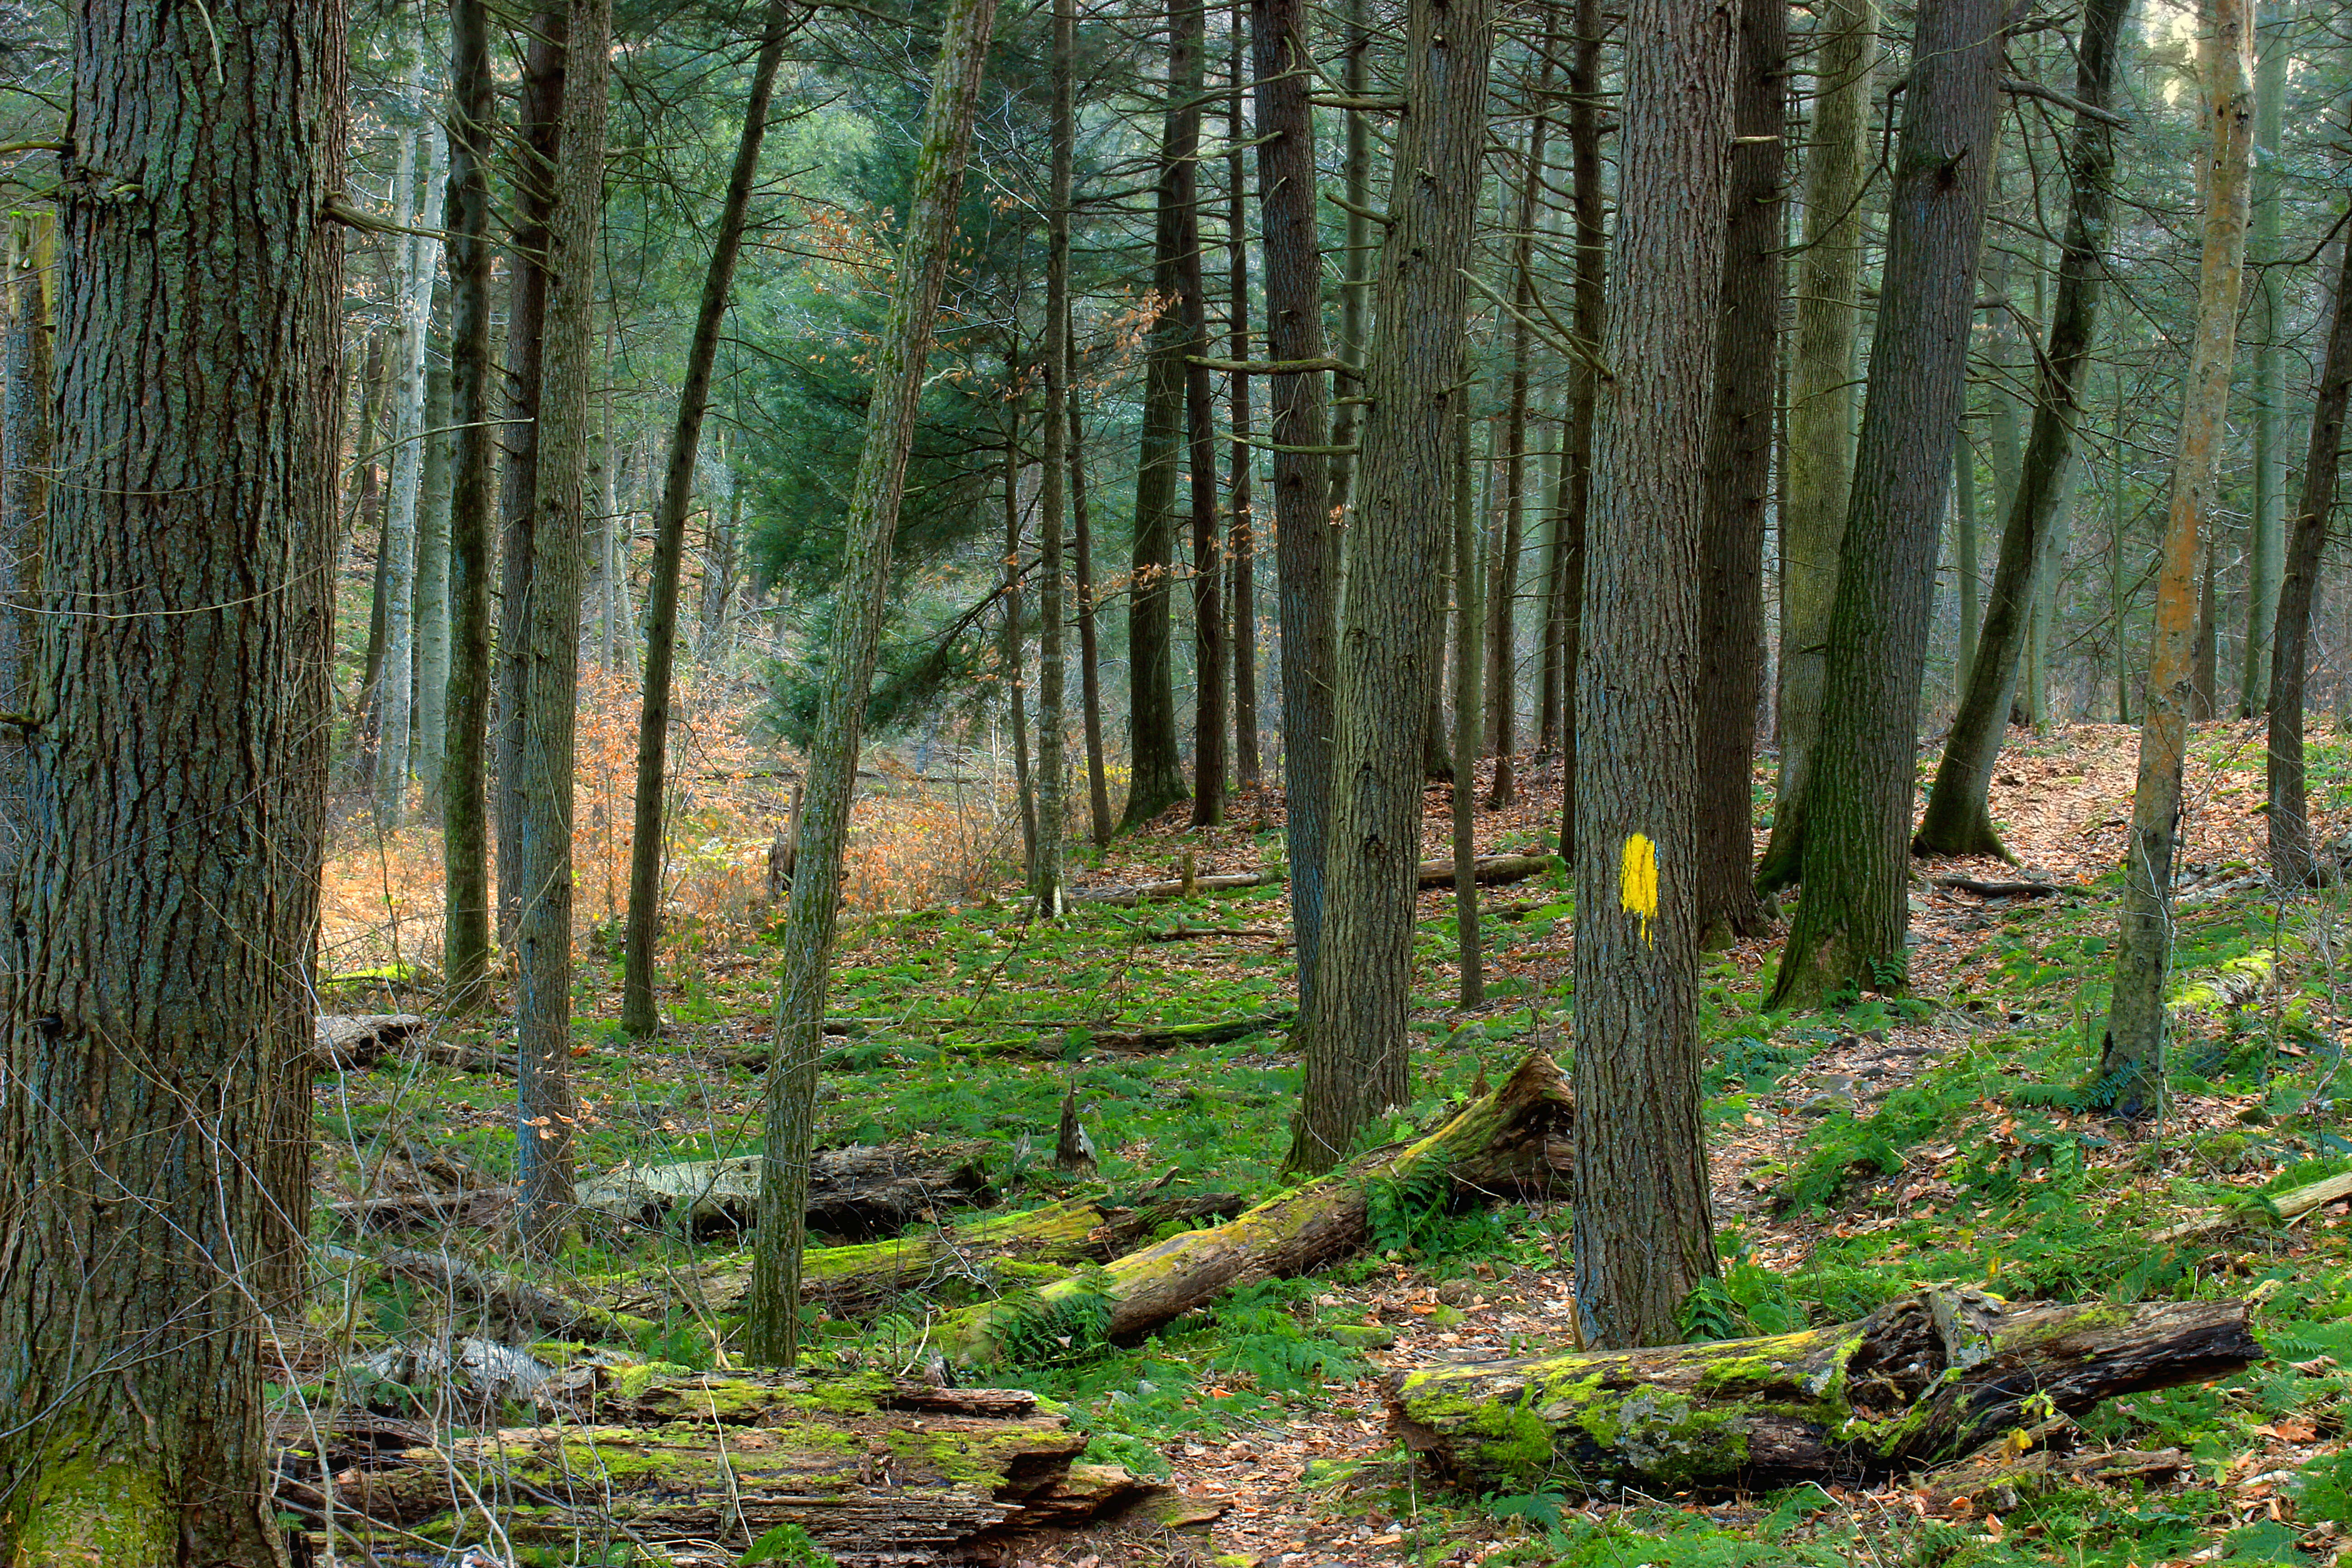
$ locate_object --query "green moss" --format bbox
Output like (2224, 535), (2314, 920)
(12, 1455), (175, 1567)
(1465, 1393), (1556, 1488)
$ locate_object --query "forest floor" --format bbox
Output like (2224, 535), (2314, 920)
(304, 718), (2352, 1568)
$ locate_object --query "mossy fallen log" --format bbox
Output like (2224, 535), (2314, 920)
(932, 1050), (1574, 1368)
(1389, 1290), (2259, 1495)
(591, 1193), (1249, 1322)
(277, 1368), (1200, 1566)
(578, 1140), (995, 1240)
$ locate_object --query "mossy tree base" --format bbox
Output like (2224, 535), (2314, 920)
(279, 1369), (1181, 1565)
(935, 1050), (1574, 1368)
(1389, 1291), (2257, 1495)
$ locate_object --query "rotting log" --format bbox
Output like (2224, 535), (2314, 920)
(2153, 1167), (2352, 1245)
(932, 1049), (1575, 1367)
(310, 1013), (427, 1072)
(1929, 874), (2068, 899)
(578, 1141), (995, 1240)
(589, 1193), (1249, 1322)
(1389, 1290), (2259, 1495)
(359, 1244), (655, 1343)
(1415, 852), (1558, 889)
(277, 1368), (1215, 1566)
(1069, 870), (1270, 906)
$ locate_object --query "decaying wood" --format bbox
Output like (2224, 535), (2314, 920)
(1414, 852), (1558, 889)
(1070, 870), (1270, 905)
(310, 1013), (427, 1072)
(1930, 874), (2067, 899)
(2152, 1167), (2352, 1245)
(324, 1185), (516, 1233)
(1921, 1441), (2188, 1514)
(1389, 1290), (2259, 1495)
(277, 1367), (1212, 1566)
(578, 1141), (996, 1239)
(589, 1193), (1250, 1323)
(933, 1049), (1575, 1367)
(364, 1244), (653, 1342)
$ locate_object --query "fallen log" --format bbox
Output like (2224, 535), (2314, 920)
(1086, 1012), (1294, 1053)
(309, 1013), (427, 1072)
(1389, 1290), (2259, 1495)
(1930, 874), (2068, 899)
(2151, 1167), (2352, 1245)
(1415, 852), (1559, 889)
(578, 1141), (995, 1240)
(279, 1367), (1210, 1567)
(323, 1185), (516, 1234)
(362, 1245), (654, 1343)
(1069, 871), (1270, 906)
(591, 1193), (1250, 1322)
(1920, 1441), (2189, 1515)
(932, 1049), (1574, 1368)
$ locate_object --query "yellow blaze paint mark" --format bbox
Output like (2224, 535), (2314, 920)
(1619, 833), (1658, 946)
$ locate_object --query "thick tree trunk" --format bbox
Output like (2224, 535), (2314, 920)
(1328, 0), (1372, 521)
(948, 1051), (1571, 1366)
(1391, 1293), (2259, 1496)
(442, 0), (498, 1009)
(1183, 0), (1226, 830)
(1070, 399), (1114, 847)
(1766, 0), (2004, 1010)
(1288, 0), (1492, 1176)
(1554, 0), (1607, 861)
(0, 2), (342, 1555)
(1037, 0), (1075, 911)
(747, 0), (1001, 1366)
(0, 214), (49, 874)
(1572, 0), (1734, 1351)
(516, 0), (611, 1248)
(1756, 0), (1875, 892)
(1227, 21), (1261, 792)
(1248, 0), (1337, 1056)
(620, 1), (796, 1036)
(1123, 0), (1204, 830)
(1956, 439), (1980, 690)
(284, 1373), (1172, 1567)
(1915, 0), (2135, 858)
(2105, 0), (2255, 1114)
(495, 15), (566, 950)
(2268, 175), (2352, 885)
(1695, 0), (1784, 947)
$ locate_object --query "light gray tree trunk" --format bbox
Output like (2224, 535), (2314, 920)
(2239, 21), (2288, 715)
(415, 281), (454, 803)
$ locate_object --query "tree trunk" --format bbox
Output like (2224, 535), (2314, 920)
(1248, 0), (1338, 1057)
(2239, 23), (2288, 716)
(1036, 0), (1075, 911)
(1391, 1293), (2259, 1496)
(1571, 0), (1734, 1352)
(1227, 20), (1261, 792)
(1328, 0), (1372, 521)
(516, 0), (611, 1249)
(1288, 0), (1492, 1176)
(746, 0), (1001, 1366)
(1452, 374), (1484, 1008)
(1070, 398), (1114, 847)
(1766, 0), (2004, 1011)
(2102, 0), (2254, 1117)
(413, 285), (454, 804)
(1554, 0), (1607, 861)
(949, 1051), (1571, 1366)
(1756, 0), (1876, 892)
(443, 0), (499, 1009)
(0, 1), (342, 1554)
(620, 0), (797, 1038)
(377, 66), (447, 830)
(1184, 0), (1226, 830)
(1915, 0), (2134, 858)
(1003, 412), (1038, 877)
(0, 214), (49, 877)
(1484, 55), (1556, 813)
(1695, 0), (1784, 949)
(2192, 541), (2220, 719)
(1123, 0), (1204, 830)
(1956, 438), (1980, 690)
(2268, 167), (2352, 885)
(496, 15), (567, 950)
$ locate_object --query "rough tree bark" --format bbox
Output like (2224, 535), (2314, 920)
(2103, 0), (2255, 1114)
(1452, 377), (1484, 1007)
(0, 213), (49, 873)
(1249, 0), (1338, 1056)
(0, 1), (342, 1554)
(1571, 0), (1735, 1350)
(1695, 0), (1785, 947)
(515, 0), (611, 1249)
(2239, 21), (2288, 716)
(1036, 0), (1075, 912)
(1392, 1293), (2260, 1495)
(620, 0), (797, 1036)
(1288, 0), (1493, 1176)
(442, 0), (498, 1009)
(1122, 0), (1204, 829)
(1182, 0), (1225, 830)
(1554, 0), (1607, 860)
(1766, 0), (2005, 1010)
(1756, 0), (1875, 892)
(1227, 19), (1260, 791)
(2268, 173), (2352, 885)
(747, 0), (1001, 1366)
(1915, 0), (2136, 858)
(1071, 398), (1114, 847)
